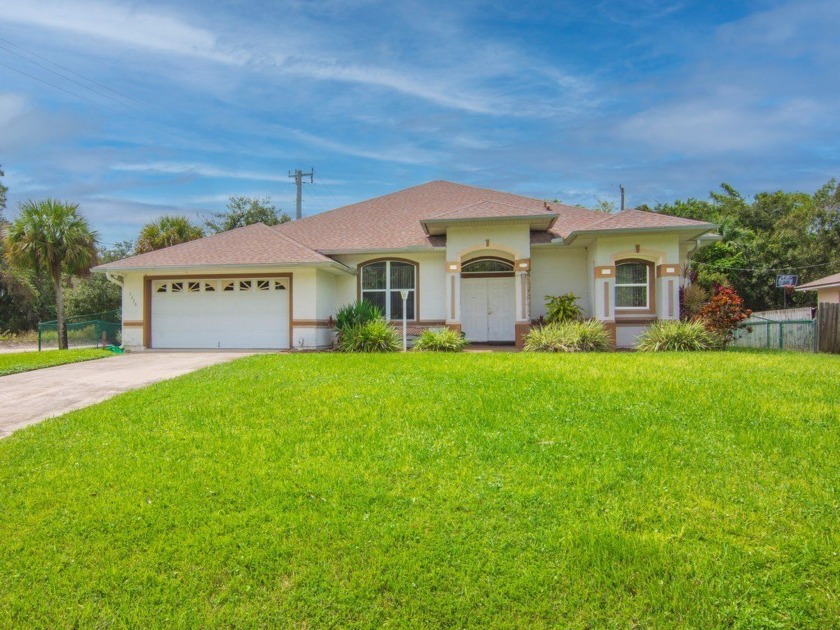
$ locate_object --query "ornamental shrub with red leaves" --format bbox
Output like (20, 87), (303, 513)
(696, 284), (752, 344)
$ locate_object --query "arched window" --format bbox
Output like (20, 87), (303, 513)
(615, 261), (652, 309)
(360, 260), (416, 320)
(461, 258), (514, 276)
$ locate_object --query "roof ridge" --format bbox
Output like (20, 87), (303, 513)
(428, 198), (551, 220)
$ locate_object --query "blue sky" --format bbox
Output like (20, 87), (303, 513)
(0, 0), (838, 246)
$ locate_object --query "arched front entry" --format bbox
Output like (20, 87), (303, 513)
(460, 257), (516, 343)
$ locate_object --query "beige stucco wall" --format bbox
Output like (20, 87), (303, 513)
(529, 247), (591, 318)
(818, 287), (840, 304)
(445, 224), (531, 262)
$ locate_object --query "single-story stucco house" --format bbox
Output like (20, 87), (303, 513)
(94, 181), (719, 350)
(795, 272), (840, 304)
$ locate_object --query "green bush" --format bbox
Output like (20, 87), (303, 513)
(544, 293), (583, 324)
(523, 320), (611, 353)
(635, 320), (722, 352)
(413, 328), (468, 352)
(337, 318), (401, 353)
(335, 300), (383, 333)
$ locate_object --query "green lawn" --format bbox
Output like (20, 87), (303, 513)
(0, 348), (112, 376)
(1, 352), (838, 628)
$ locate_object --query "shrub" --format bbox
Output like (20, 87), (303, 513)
(680, 283), (709, 321)
(413, 328), (468, 352)
(544, 293), (583, 324)
(697, 284), (751, 345)
(523, 320), (611, 353)
(337, 318), (401, 353)
(335, 300), (383, 333)
(635, 320), (722, 352)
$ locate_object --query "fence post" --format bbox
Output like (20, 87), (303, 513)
(779, 321), (784, 350)
(38, 325), (42, 352)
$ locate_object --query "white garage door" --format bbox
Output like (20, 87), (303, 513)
(151, 278), (290, 349)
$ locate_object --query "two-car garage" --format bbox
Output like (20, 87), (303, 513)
(149, 276), (290, 349)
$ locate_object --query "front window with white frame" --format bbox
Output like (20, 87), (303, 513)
(360, 260), (416, 320)
(615, 262), (650, 309)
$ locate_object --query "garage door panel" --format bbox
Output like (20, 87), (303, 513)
(151, 278), (289, 349)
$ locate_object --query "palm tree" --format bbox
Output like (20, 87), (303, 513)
(135, 215), (204, 254)
(4, 199), (98, 350)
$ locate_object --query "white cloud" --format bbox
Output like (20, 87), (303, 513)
(0, 0), (242, 63)
(111, 162), (291, 183)
(620, 91), (824, 154)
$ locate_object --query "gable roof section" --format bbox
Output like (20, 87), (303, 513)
(420, 200), (558, 235)
(796, 271), (840, 291)
(275, 181), (598, 251)
(94, 222), (333, 271)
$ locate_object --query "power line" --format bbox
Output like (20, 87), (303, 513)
(0, 61), (125, 114)
(690, 260), (836, 273)
(0, 42), (149, 115)
(0, 37), (169, 117)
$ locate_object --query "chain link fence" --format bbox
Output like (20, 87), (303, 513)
(38, 309), (121, 351)
(729, 316), (816, 352)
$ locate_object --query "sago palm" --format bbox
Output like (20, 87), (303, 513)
(4, 199), (98, 349)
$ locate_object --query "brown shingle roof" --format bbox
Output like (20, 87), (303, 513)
(94, 222), (332, 271)
(276, 180), (603, 251)
(577, 209), (713, 232)
(796, 271), (840, 290)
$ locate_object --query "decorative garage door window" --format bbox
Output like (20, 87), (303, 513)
(615, 262), (650, 309)
(154, 279), (286, 293)
(360, 261), (416, 320)
(461, 258), (514, 276)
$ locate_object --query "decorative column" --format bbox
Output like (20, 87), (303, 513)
(445, 261), (461, 334)
(514, 259), (531, 350)
(656, 264), (682, 320)
(594, 265), (616, 347)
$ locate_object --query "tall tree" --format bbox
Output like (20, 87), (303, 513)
(135, 215), (204, 254)
(4, 200), (98, 349)
(205, 196), (290, 233)
(65, 241), (134, 319)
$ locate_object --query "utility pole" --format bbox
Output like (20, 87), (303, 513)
(288, 168), (314, 220)
(620, 184), (625, 212)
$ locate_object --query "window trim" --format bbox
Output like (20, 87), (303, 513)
(357, 258), (419, 321)
(614, 259), (655, 313)
(461, 256), (515, 277)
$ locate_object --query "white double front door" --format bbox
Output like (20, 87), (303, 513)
(461, 277), (516, 343)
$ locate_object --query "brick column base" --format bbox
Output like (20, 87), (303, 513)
(602, 321), (617, 349)
(515, 322), (531, 350)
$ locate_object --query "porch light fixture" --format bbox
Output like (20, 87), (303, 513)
(448, 264), (458, 271)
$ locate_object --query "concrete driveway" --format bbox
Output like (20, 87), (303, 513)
(0, 351), (253, 438)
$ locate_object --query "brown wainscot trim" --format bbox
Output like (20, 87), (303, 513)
(656, 263), (682, 277)
(292, 319), (332, 329)
(144, 272), (293, 350)
(594, 265), (615, 279)
(615, 317), (657, 325)
(123, 320), (144, 327)
(445, 322), (462, 335)
(515, 322), (531, 350)
(602, 321), (617, 348)
(356, 257), (420, 321)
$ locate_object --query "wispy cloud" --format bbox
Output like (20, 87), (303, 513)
(111, 162), (291, 183)
(0, 0), (242, 62)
